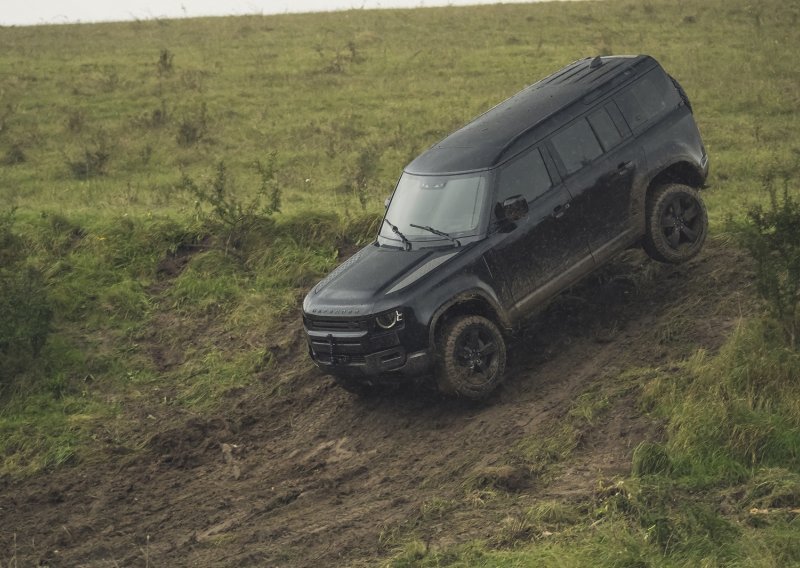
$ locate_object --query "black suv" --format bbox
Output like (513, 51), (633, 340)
(303, 55), (709, 399)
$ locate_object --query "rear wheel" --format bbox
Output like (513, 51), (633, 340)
(436, 315), (506, 400)
(643, 183), (708, 264)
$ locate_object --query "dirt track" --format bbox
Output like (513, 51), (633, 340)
(0, 241), (754, 567)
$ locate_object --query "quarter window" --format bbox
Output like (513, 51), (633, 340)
(616, 69), (681, 129)
(551, 118), (603, 175)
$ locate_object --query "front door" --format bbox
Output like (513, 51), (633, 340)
(484, 146), (591, 311)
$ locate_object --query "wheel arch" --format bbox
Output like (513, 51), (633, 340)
(427, 290), (510, 350)
(647, 160), (706, 196)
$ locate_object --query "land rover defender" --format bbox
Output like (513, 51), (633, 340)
(302, 55), (709, 399)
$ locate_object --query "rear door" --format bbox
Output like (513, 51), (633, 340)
(548, 105), (638, 255)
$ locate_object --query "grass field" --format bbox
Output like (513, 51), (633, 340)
(1, 0), (800, 564)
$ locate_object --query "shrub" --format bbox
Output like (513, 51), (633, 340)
(181, 156), (281, 250)
(740, 178), (800, 347)
(157, 48), (174, 76)
(340, 145), (381, 211)
(0, 210), (52, 382)
(134, 99), (170, 129)
(3, 142), (26, 165)
(176, 102), (207, 146)
(66, 144), (110, 179)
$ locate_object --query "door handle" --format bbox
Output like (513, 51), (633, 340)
(610, 161), (633, 179)
(553, 203), (570, 219)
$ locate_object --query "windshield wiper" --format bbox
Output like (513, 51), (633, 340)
(383, 218), (412, 251)
(409, 223), (461, 247)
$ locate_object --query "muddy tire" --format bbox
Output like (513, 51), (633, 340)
(643, 183), (708, 264)
(436, 315), (506, 400)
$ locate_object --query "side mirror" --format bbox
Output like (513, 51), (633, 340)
(384, 197), (391, 209)
(495, 195), (529, 222)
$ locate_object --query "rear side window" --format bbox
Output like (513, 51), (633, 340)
(551, 118), (603, 175)
(497, 148), (552, 203)
(587, 108), (622, 151)
(616, 69), (681, 129)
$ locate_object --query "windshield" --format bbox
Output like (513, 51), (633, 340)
(379, 172), (490, 248)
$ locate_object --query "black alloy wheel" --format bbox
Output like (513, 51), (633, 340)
(643, 183), (708, 264)
(436, 315), (507, 399)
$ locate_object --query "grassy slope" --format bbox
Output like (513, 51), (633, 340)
(1, 0), (799, 564)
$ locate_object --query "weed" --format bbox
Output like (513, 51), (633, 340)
(181, 156), (281, 250)
(418, 497), (457, 521)
(739, 177), (800, 346)
(180, 69), (208, 92)
(176, 102), (208, 146)
(65, 142), (111, 179)
(631, 441), (672, 476)
(0, 104), (14, 138)
(491, 514), (534, 547)
(314, 40), (363, 74)
(2, 142), (25, 165)
(341, 145), (381, 211)
(65, 108), (86, 133)
(135, 99), (170, 129)
(39, 212), (85, 256)
(139, 144), (153, 165)
(157, 48), (174, 76)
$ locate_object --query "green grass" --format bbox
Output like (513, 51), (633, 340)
(1, 0), (800, 563)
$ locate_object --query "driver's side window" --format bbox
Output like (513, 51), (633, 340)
(497, 148), (552, 204)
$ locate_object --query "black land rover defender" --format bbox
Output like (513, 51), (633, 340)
(303, 55), (709, 399)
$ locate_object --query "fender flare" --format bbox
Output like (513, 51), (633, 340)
(427, 288), (511, 350)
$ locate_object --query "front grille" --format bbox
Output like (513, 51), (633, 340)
(314, 352), (367, 365)
(306, 317), (367, 332)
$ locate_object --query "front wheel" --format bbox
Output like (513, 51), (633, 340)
(436, 315), (507, 400)
(643, 183), (708, 264)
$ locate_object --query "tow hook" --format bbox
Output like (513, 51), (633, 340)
(328, 333), (336, 366)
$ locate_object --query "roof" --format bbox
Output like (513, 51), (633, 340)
(405, 55), (657, 175)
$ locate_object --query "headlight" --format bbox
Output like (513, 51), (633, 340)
(375, 309), (404, 330)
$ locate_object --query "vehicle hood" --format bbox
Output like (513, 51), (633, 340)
(303, 244), (462, 316)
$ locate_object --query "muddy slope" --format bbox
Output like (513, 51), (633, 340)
(0, 242), (754, 567)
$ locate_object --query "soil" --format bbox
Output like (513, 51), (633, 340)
(0, 240), (755, 567)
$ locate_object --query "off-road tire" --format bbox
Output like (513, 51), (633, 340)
(436, 315), (506, 400)
(643, 183), (708, 264)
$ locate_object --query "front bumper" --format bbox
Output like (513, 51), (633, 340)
(304, 323), (432, 381)
(310, 344), (432, 381)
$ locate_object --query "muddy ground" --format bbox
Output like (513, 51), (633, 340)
(0, 241), (755, 567)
